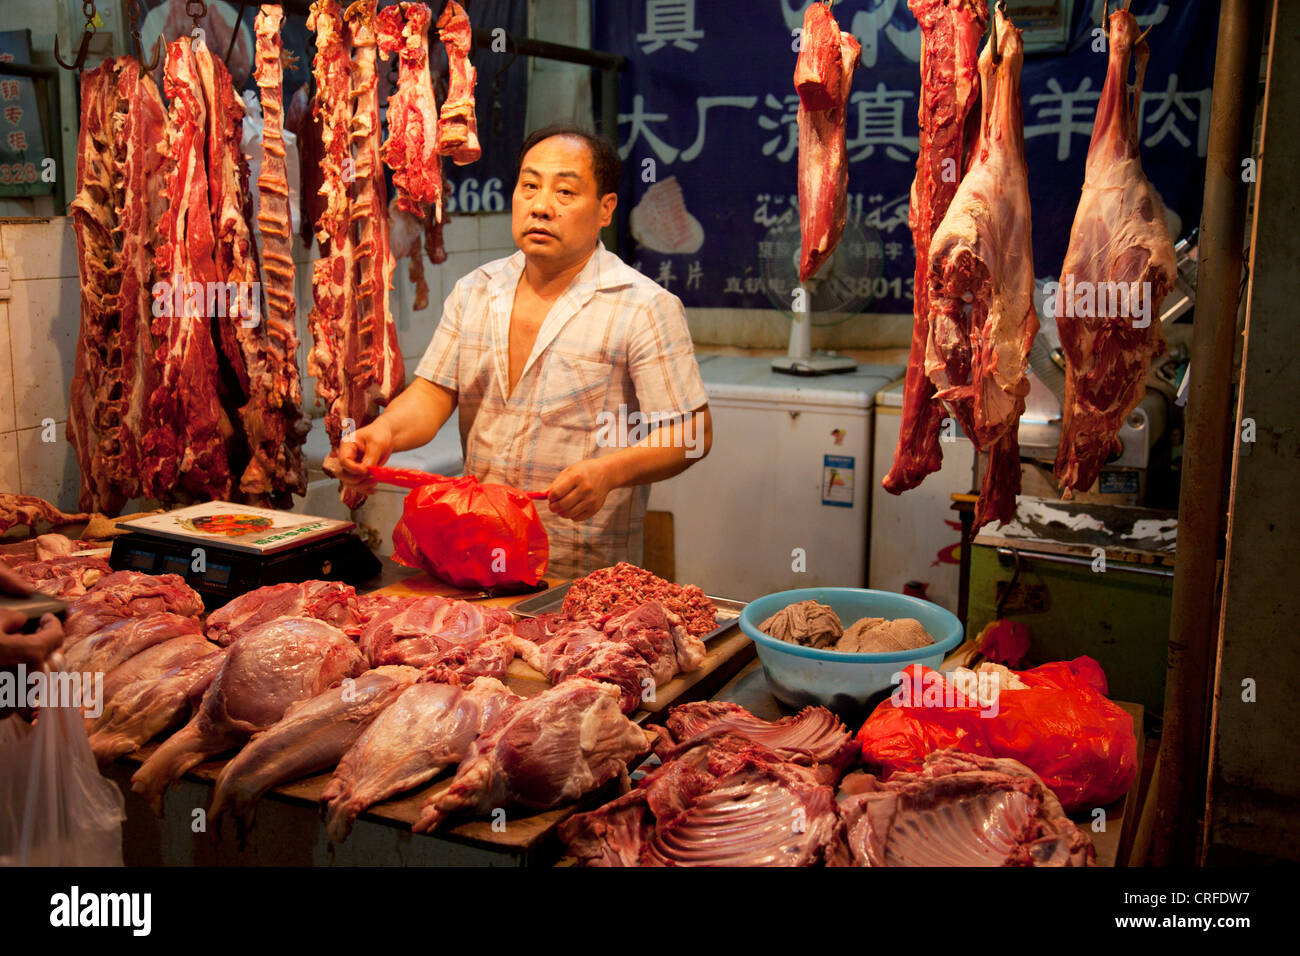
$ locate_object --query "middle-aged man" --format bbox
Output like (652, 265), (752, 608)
(330, 124), (713, 577)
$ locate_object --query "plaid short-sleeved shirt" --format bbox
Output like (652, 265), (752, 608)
(414, 242), (709, 577)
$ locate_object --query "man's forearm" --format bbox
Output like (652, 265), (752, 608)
(599, 409), (712, 488)
(377, 377), (458, 450)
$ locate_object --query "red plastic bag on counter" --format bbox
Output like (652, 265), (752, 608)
(855, 656), (1137, 811)
(389, 473), (549, 590)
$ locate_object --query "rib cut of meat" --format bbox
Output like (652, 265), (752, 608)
(1054, 8), (1175, 496)
(795, 1), (860, 282)
(68, 59), (167, 513)
(144, 37), (234, 502)
(560, 734), (847, 867)
(413, 678), (650, 832)
(131, 616), (367, 813)
(882, 0), (987, 494)
(358, 595), (516, 670)
(836, 750), (1093, 866)
(204, 580), (362, 646)
(435, 1), (480, 165)
(508, 602), (705, 714)
(656, 700), (860, 781)
(925, 6), (1035, 529)
(64, 611), (203, 675)
(321, 675), (519, 843)
(377, 2), (443, 216)
(0, 494), (90, 535)
(63, 571), (205, 646)
(86, 636), (225, 763)
(209, 664), (419, 833)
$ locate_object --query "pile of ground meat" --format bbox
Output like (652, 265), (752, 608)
(562, 562), (718, 636)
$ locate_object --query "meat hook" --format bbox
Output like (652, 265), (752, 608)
(128, 0), (162, 72)
(187, 0), (210, 30)
(54, 1), (98, 72)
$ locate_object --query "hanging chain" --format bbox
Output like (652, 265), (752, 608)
(186, 0), (209, 28)
(82, 0), (98, 28)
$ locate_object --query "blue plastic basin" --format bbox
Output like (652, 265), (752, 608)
(738, 587), (965, 712)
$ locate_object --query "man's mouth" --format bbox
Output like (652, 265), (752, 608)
(525, 227), (556, 238)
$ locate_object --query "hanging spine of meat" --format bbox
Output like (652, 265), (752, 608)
(306, 0), (355, 471)
(926, 6), (1036, 529)
(435, 0), (481, 165)
(247, 3), (310, 503)
(144, 38), (234, 502)
(345, 0), (404, 501)
(69, 59), (166, 514)
(1054, 7), (1175, 496)
(794, 1), (860, 283)
(882, 0), (987, 495)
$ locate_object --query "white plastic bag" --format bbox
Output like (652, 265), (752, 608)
(0, 658), (125, 866)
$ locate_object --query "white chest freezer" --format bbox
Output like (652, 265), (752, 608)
(647, 355), (902, 601)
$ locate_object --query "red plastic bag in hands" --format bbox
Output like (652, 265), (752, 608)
(388, 473), (549, 590)
(855, 656), (1137, 811)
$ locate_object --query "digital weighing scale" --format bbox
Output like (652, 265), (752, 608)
(110, 502), (382, 611)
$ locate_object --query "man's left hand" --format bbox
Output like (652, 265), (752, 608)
(546, 459), (615, 522)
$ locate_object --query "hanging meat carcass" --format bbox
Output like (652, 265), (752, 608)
(68, 58), (167, 514)
(435, 1), (481, 165)
(143, 37), (236, 502)
(925, 5), (1035, 528)
(882, 0), (987, 494)
(1053, 6), (1176, 496)
(795, 1), (860, 282)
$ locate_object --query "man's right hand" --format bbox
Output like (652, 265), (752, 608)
(326, 419), (395, 497)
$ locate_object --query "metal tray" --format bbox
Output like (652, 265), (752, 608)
(510, 583), (746, 643)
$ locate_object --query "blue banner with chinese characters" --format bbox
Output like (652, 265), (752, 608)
(593, 0), (1218, 314)
(0, 30), (51, 197)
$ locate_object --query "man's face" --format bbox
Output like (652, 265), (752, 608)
(512, 136), (617, 268)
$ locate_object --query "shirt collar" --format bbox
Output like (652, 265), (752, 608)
(485, 241), (631, 300)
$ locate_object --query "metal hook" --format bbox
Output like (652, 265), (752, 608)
(54, 0), (98, 72)
(128, 0), (162, 71)
(225, 0), (250, 67)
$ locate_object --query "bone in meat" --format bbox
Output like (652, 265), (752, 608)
(435, 0), (481, 165)
(1053, 7), (1175, 496)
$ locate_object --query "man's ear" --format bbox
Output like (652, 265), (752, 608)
(599, 192), (618, 228)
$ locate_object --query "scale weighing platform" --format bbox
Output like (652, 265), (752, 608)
(110, 502), (382, 610)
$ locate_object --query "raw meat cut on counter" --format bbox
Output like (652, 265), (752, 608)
(413, 679), (651, 832)
(131, 616), (367, 813)
(63, 572), (205, 645)
(321, 675), (520, 843)
(883, 0), (988, 494)
(68, 58), (167, 514)
(925, 5), (1036, 528)
(64, 611), (203, 675)
(0, 494), (90, 534)
(657, 700), (860, 782)
(562, 562), (717, 637)
(837, 751), (1093, 866)
(1054, 7), (1176, 496)
(209, 665), (419, 833)
(86, 636), (226, 764)
(795, 0), (861, 282)
(435, 1), (481, 165)
(561, 733), (847, 867)
(204, 580), (363, 646)
(508, 602), (705, 714)
(359, 596), (517, 673)
(3, 553), (112, 599)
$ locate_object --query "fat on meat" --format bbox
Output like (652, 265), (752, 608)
(359, 595), (516, 670)
(321, 675), (520, 843)
(1054, 7), (1176, 496)
(204, 580), (362, 646)
(883, 0), (987, 494)
(131, 616), (367, 813)
(209, 665), (420, 834)
(413, 678), (650, 832)
(925, 6), (1036, 528)
(64, 611), (204, 675)
(434, 1), (480, 165)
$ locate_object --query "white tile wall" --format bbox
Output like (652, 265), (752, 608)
(9, 276), (80, 429)
(0, 301), (14, 435)
(0, 432), (19, 494)
(16, 422), (80, 509)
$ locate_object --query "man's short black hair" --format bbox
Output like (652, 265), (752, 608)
(516, 125), (622, 197)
